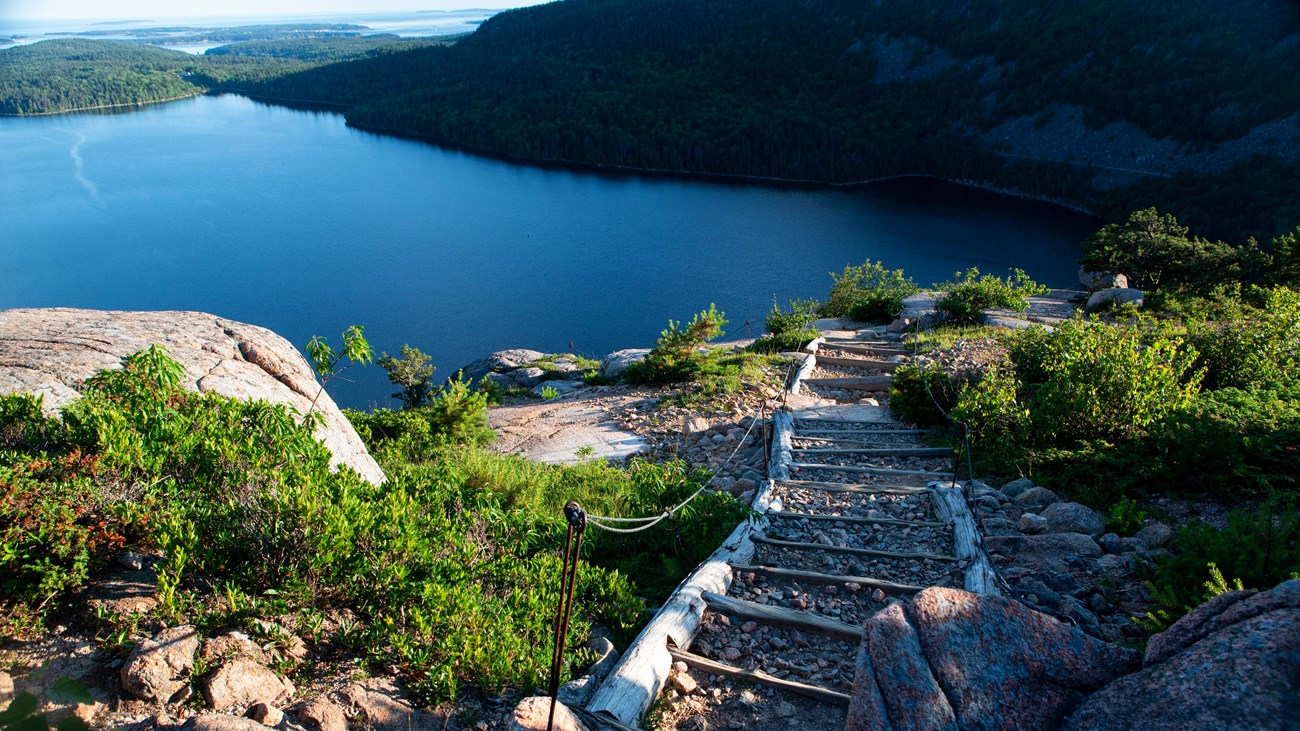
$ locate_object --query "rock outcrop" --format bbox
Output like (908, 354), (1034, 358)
(0, 308), (383, 484)
(1063, 579), (1300, 730)
(121, 626), (200, 704)
(846, 587), (1142, 731)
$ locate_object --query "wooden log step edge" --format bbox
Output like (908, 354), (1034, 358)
(775, 480), (931, 494)
(794, 429), (927, 437)
(730, 563), (924, 595)
(753, 534), (958, 562)
(667, 647), (851, 706)
(790, 462), (956, 479)
(791, 447), (953, 457)
(801, 377), (893, 392)
(792, 418), (909, 426)
(815, 355), (901, 371)
(820, 343), (909, 357)
(700, 591), (861, 640)
(767, 509), (947, 528)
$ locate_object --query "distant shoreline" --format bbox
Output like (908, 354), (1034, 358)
(0, 91), (202, 117)
(0, 87), (1099, 219)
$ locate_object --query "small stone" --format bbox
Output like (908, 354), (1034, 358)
(776, 701), (797, 718)
(740, 621), (758, 634)
(1135, 522), (1173, 548)
(669, 671), (698, 695)
(672, 661), (688, 674)
(0, 671), (13, 712)
(246, 702), (282, 726)
(845, 582), (862, 593)
(871, 589), (886, 603)
(1019, 513), (1049, 535)
(121, 625), (200, 703)
(294, 697), (346, 731)
(723, 647), (743, 662)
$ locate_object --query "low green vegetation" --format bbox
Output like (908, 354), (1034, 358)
(933, 267), (1049, 325)
(750, 298), (819, 353)
(0, 344), (746, 706)
(820, 261), (918, 323)
(1140, 498), (1300, 633)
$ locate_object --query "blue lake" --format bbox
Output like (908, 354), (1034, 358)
(0, 93), (1098, 409)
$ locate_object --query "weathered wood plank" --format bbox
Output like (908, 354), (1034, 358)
(775, 480), (931, 495)
(753, 534), (957, 562)
(729, 563), (924, 595)
(667, 648), (851, 705)
(815, 355), (901, 372)
(791, 447), (953, 457)
(930, 485), (1000, 595)
(819, 343), (909, 358)
(790, 462), (955, 479)
(793, 430), (928, 439)
(767, 509), (946, 528)
(801, 377), (893, 392)
(792, 418), (908, 427)
(586, 479), (778, 725)
(789, 352), (819, 396)
(769, 410), (795, 483)
(700, 591), (861, 640)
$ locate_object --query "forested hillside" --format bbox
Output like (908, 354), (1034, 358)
(0, 35), (449, 115)
(224, 0), (1300, 242)
(0, 40), (203, 113)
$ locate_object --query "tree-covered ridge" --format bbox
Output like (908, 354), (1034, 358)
(0, 36), (451, 115)
(0, 40), (202, 114)
(208, 0), (1299, 241)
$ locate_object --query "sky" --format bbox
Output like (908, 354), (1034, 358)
(0, 0), (529, 21)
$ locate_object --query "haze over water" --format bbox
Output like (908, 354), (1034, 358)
(0, 94), (1097, 408)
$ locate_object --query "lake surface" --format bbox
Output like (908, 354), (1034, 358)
(0, 94), (1097, 409)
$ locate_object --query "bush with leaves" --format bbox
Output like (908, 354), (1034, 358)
(751, 298), (819, 353)
(378, 344), (436, 409)
(1191, 286), (1300, 391)
(1080, 208), (1267, 294)
(889, 363), (962, 427)
(934, 267), (1049, 325)
(821, 260), (918, 322)
(3, 347), (746, 707)
(1140, 497), (1300, 632)
(626, 304), (727, 384)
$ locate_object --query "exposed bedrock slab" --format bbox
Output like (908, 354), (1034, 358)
(0, 308), (383, 484)
(846, 587), (1140, 731)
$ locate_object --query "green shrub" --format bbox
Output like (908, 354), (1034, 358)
(821, 260), (918, 322)
(348, 376), (495, 463)
(1080, 208), (1266, 294)
(5, 348), (747, 708)
(1106, 497), (1147, 536)
(1153, 385), (1300, 494)
(889, 363), (961, 427)
(626, 304), (728, 384)
(1141, 497), (1300, 631)
(377, 344), (436, 409)
(751, 298), (819, 353)
(1191, 286), (1300, 391)
(934, 267), (1049, 325)
(1007, 319), (1201, 443)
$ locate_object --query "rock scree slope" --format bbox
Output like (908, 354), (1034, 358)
(0, 308), (384, 484)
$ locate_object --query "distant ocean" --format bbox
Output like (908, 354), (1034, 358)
(0, 9), (500, 52)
